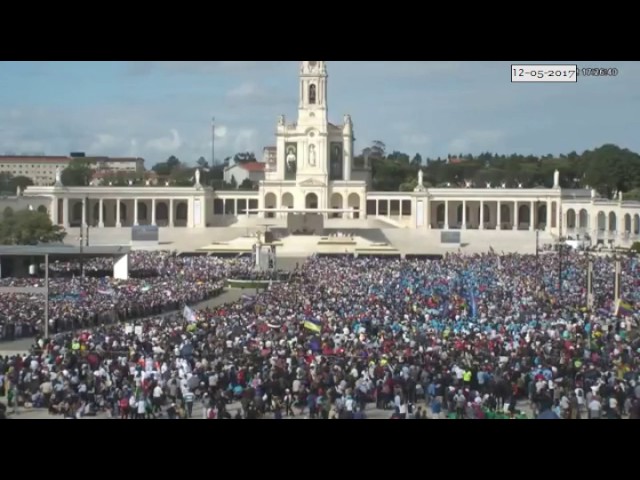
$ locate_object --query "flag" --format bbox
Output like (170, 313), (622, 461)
(304, 318), (321, 333)
(183, 305), (197, 323)
(98, 288), (115, 296)
(470, 289), (478, 320)
(615, 299), (634, 317)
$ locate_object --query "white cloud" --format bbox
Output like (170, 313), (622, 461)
(233, 129), (257, 152)
(401, 133), (431, 148)
(227, 82), (261, 99)
(146, 129), (182, 152)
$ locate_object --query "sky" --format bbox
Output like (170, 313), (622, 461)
(0, 61), (638, 166)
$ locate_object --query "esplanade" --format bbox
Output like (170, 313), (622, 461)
(16, 61), (640, 247)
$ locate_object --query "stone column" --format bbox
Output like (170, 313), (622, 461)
(513, 202), (519, 230)
(81, 198), (87, 227)
(530, 201), (535, 231)
(462, 200), (467, 229)
(98, 199), (104, 227)
(387, 200), (391, 218)
(151, 199), (156, 226)
(479, 201), (485, 230)
(169, 199), (174, 227)
(62, 197), (69, 228)
(444, 201), (449, 230)
(116, 199), (121, 227)
(375, 200), (379, 216)
(51, 196), (59, 225)
(134, 199), (139, 226)
(497, 201), (502, 230)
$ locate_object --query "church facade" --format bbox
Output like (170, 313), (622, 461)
(15, 61), (640, 246)
(260, 61), (369, 217)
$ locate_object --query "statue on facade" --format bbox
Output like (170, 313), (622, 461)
(309, 144), (316, 166)
(55, 166), (63, 186)
(286, 147), (297, 172)
(343, 114), (351, 126)
(277, 114), (285, 126)
(418, 169), (423, 186)
(195, 168), (201, 185)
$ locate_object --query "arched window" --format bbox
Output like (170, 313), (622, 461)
(309, 84), (316, 104)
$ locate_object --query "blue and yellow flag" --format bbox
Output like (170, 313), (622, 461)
(615, 299), (634, 317)
(304, 318), (321, 333)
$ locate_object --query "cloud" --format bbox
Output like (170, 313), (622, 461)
(145, 129), (183, 152)
(2, 61), (640, 166)
(126, 61), (284, 76)
(227, 82), (261, 99)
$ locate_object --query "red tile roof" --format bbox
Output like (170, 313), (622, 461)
(238, 162), (266, 172)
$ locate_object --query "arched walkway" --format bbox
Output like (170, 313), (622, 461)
(175, 202), (188, 226)
(437, 204), (445, 224)
(305, 193), (318, 209)
(37, 205), (47, 214)
(281, 193), (294, 209)
(72, 202), (83, 222)
(597, 211), (606, 230)
(330, 193), (343, 218)
(518, 204), (530, 229)
(348, 193), (360, 219)
(566, 209), (576, 229)
(579, 209), (589, 229)
(624, 213), (631, 233)
(608, 212), (617, 231)
(264, 192), (277, 218)
(500, 204), (511, 228)
(138, 203), (148, 223)
(635, 214), (640, 234)
(156, 202), (168, 225)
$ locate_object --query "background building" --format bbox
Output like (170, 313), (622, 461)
(0, 153), (145, 186)
(223, 162), (265, 186)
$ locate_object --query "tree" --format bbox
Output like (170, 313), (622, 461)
(61, 159), (93, 186)
(0, 209), (66, 245)
(196, 156), (210, 169)
(411, 153), (423, 167)
(152, 155), (182, 177)
(10, 175), (34, 192)
(239, 178), (255, 190)
(583, 144), (640, 198)
(233, 152), (256, 164)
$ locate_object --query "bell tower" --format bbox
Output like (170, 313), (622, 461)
(298, 61), (328, 128)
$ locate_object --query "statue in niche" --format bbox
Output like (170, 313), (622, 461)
(309, 84), (316, 104)
(308, 144), (316, 166)
(286, 146), (297, 171)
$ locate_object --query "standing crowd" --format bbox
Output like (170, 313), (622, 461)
(1, 251), (640, 419)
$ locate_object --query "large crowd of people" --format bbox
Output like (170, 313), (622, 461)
(0, 252), (257, 339)
(1, 251), (640, 420)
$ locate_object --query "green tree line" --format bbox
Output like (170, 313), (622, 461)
(58, 142), (640, 200)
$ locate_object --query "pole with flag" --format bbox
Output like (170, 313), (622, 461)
(183, 305), (197, 323)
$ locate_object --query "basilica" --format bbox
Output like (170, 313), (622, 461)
(15, 61), (640, 246)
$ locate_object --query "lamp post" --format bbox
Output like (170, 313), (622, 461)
(44, 253), (49, 339)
